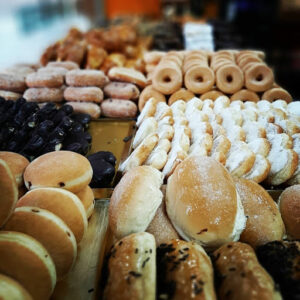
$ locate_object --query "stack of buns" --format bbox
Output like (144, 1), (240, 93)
(141, 49), (292, 109)
(124, 96), (300, 186)
(0, 150), (95, 299)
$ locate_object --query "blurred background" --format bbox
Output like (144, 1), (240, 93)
(0, 0), (299, 98)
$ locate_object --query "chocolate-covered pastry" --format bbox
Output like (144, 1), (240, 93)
(87, 151), (116, 188)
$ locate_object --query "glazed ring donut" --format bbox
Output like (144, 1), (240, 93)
(168, 88), (195, 105)
(138, 85), (166, 111)
(215, 50), (235, 58)
(200, 90), (224, 101)
(183, 61), (206, 74)
(245, 63), (274, 92)
(262, 88), (292, 103)
(212, 61), (235, 73)
(236, 53), (258, 65)
(152, 66), (182, 95)
(238, 56), (261, 70)
(184, 66), (215, 94)
(230, 89), (260, 102)
(216, 65), (244, 94)
(184, 54), (207, 63)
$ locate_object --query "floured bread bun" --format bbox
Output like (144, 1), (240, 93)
(0, 274), (33, 300)
(109, 166), (163, 240)
(166, 156), (246, 250)
(24, 151), (93, 193)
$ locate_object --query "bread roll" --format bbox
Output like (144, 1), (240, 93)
(0, 274), (33, 300)
(157, 239), (216, 300)
(166, 156), (246, 250)
(103, 232), (156, 300)
(75, 186), (95, 219)
(278, 185), (300, 239)
(0, 231), (56, 300)
(234, 178), (285, 248)
(212, 242), (282, 300)
(0, 159), (18, 227)
(23, 151), (93, 193)
(109, 166), (163, 239)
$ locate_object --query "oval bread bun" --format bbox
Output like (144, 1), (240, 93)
(0, 152), (29, 187)
(234, 178), (285, 248)
(16, 187), (87, 243)
(166, 156), (246, 250)
(0, 159), (18, 227)
(4, 207), (77, 280)
(75, 186), (95, 219)
(23, 151), (93, 193)
(278, 185), (300, 239)
(0, 231), (56, 300)
(109, 166), (163, 240)
(0, 274), (33, 300)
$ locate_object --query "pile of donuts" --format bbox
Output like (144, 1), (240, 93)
(0, 150), (95, 299)
(120, 97), (300, 186)
(140, 49), (292, 109)
(105, 158), (300, 299)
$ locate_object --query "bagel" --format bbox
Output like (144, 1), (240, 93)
(216, 65), (244, 94)
(230, 89), (260, 102)
(262, 87), (292, 103)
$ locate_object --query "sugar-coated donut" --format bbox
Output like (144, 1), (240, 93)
(152, 65), (182, 95)
(168, 88), (195, 105)
(184, 66), (215, 94)
(262, 87), (292, 103)
(108, 67), (147, 88)
(216, 65), (244, 94)
(101, 99), (137, 118)
(138, 85), (166, 111)
(64, 86), (103, 103)
(103, 81), (140, 100)
(200, 90), (224, 101)
(26, 72), (64, 88)
(47, 61), (79, 70)
(66, 102), (100, 119)
(0, 90), (22, 100)
(37, 66), (68, 76)
(66, 69), (109, 88)
(24, 87), (64, 103)
(231, 89), (260, 102)
(245, 63), (274, 92)
(0, 73), (26, 93)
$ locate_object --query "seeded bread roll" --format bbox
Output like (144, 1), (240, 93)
(212, 242), (282, 300)
(157, 239), (216, 300)
(103, 232), (156, 300)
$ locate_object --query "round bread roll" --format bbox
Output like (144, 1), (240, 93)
(75, 186), (95, 219)
(0, 274), (33, 300)
(278, 185), (300, 239)
(234, 178), (285, 248)
(0, 159), (18, 227)
(16, 187), (87, 243)
(0, 152), (29, 187)
(166, 156), (246, 250)
(23, 151), (93, 193)
(103, 232), (156, 300)
(0, 231), (56, 300)
(157, 239), (216, 300)
(4, 207), (77, 280)
(109, 166), (163, 240)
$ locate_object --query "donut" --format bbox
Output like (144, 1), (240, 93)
(108, 67), (147, 88)
(64, 87), (103, 103)
(262, 87), (292, 103)
(143, 51), (165, 64)
(200, 90), (224, 101)
(0, 90), (22, 100)
(238, 55), (261, 70)
(4, 66), (35, 78)
(66, 102), (100, 119)
(216, 65), (244, 94)
(184, 66), (215, 94)
(168, 88), (195, 105)
(0, 73), (26, 93)
(152, 65), (182, 95)
(230, 89), (260, 102)
(47, 61), (79, 70)
(103, 82), (140, 100)
(138, 85), (166, 111)
(245, 63), (274, 92)
(24, 87), (64, 103)
(101, 99), (137, 118)
(37, 66), (68, 76)
(66, 69), (109, 88)
(26, 72), (63, 88)
(212, 61), (235, 73)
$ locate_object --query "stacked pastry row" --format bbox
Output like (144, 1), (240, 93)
(0, 151), (95, 300)
(141, 50), (292, 108)
(120, 97), (300, 186)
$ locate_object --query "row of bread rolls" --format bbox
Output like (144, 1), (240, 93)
(106, 157), (300, 298)
(0, 151), (95, 299)
(125, 97), (300, 186)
